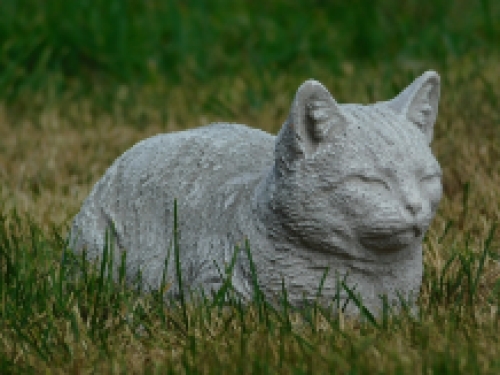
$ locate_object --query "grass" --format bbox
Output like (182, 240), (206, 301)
(0, 1), (500, 373)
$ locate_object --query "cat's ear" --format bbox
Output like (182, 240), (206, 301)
(388, 71), (440, 144)
(283, 79), (348, 158)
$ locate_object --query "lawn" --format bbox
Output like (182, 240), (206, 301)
(0, 1), (499, 373)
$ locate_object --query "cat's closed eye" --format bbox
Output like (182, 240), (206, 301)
(419, 173), (441, 184)
(348, 174), (390, 190)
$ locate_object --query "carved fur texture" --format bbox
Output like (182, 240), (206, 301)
(69, 71), (443, 315)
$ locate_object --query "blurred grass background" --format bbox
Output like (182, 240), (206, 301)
(1, 0), (499, 100)
(0, 1), (499, 373)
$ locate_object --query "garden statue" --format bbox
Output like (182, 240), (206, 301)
(69, 71), (443, 315)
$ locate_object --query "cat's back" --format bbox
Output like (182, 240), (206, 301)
(83, 123), (275, 214)
(118, 123), (274, 185)
(70, 123), (275, 257)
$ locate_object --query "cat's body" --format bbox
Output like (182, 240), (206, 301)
(69, 71), (443, 315)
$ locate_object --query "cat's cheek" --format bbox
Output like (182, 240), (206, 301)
(421, 178), (442, 198)
(340, 183), (393, 211)
(335, 190), (377, 219)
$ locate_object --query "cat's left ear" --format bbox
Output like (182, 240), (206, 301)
(388, 71), (440, 144)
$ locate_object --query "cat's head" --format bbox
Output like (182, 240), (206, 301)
(270, 71), (442, 259)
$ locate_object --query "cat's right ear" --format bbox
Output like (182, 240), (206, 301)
(275, 80), (348, 166)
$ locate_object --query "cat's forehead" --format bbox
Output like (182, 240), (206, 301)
(338, 103), (435, 169)
(342, 104), (426, 148)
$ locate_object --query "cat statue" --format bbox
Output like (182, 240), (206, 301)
(69, 71), (442, 316)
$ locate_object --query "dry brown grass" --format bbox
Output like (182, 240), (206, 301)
(1, 57), (498, 241)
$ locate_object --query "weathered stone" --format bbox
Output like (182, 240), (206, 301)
(69, 71), (443, 315)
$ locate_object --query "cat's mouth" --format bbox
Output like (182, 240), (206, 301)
(359, 225), (423, 252)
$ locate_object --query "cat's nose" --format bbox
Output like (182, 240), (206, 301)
(405, 200), (423, 216)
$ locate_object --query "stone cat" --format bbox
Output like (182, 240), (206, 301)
(69, 71), (442, 315)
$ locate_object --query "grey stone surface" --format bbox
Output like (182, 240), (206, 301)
(69, 71), (443, 315)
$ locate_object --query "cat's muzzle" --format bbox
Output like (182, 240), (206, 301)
(358, 224), (423, 252)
